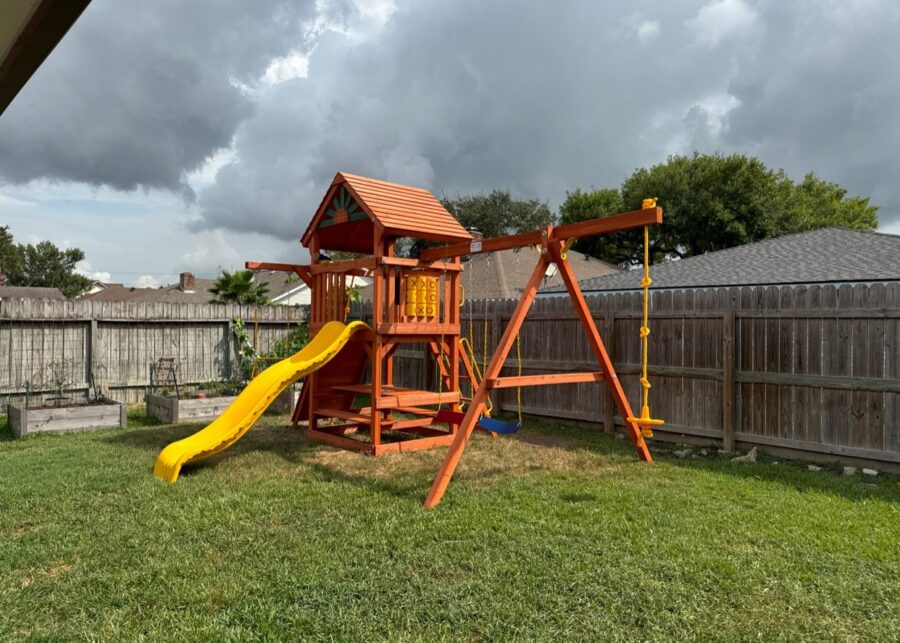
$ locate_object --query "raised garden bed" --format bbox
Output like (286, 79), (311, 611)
(146, 393), (238, 424)
(7, 399), (127, 438)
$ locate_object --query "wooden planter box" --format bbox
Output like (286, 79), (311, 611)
(266, 388), (300, 415)
(7, 400), (127, 438)
(146, 393), (238, 424)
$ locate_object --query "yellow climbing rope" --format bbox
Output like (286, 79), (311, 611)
(627, 198), (665, 438)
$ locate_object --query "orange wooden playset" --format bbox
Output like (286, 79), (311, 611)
(245, 172), (664, 508)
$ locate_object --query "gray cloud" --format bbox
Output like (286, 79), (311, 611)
(722, 1), (900, 222)
(4, 0), (899, 247)
(193, 0), (900, 240)
(0, 0), (322, 193)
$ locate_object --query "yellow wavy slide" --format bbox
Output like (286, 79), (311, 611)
(154, 320), (369, 483)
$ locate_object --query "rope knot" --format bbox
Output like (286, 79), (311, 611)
(640, 276), (652, 288)
(640, 377), (651, 389)
(639, 326), (650, 337)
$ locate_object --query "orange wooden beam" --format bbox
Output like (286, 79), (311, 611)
(420, 229), (545, 261)
(308, 257), (377, 274)
(551, 207), (661, 242)
(245, 261), (313, 287)
(486, 372), (604, 389)
(379, 256), (463, 271)
(419, 207), (662, 261)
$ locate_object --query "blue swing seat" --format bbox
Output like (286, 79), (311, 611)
(434, 410), (522, 435)
(476, 415), (522, 434)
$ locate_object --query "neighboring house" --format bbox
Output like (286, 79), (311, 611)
(81, 283), (159, 302)
(84, 280), (119, 296)
(0, 286), (65, 301)
(270, 273), (371, 306)
(541, 227), (900, 294)
(83, 271), (369, 305)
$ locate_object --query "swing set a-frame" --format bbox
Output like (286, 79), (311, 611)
(417, 202), (664, 508)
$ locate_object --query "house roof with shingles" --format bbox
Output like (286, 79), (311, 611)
(83, 272), (300, 304)
(0, 286), (65, 300)
(302, 173), (472, 253)
(462, 248), (619, 299)
(542, 227), (900, 293)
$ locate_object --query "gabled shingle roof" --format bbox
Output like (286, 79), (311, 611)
(543, 227), (900, 293)
(302, 172), (472, 251)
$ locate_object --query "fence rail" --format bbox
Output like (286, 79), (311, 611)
(0, 299), (305, 406)
(365, 281), (900, 468)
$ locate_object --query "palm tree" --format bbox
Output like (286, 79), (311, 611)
(208, 270), (270, 305)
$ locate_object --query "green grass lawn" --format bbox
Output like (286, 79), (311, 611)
(0, 409), (897, 641)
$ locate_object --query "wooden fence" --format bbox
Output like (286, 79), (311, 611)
(370, 282), (900, 469)
(0, 299), (305, 406)
(3, 284), (897, 468)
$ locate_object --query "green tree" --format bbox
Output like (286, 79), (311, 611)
(208, 270), (271, 305)
(442, 190), (554, 238)
(557, 188), (629, 264)
(563, 153), (879, 266)
(0, 226), (22, 282)
(14, 240), (92, 297)
(400, 190), (555, 257)
(791, 173), (879, 231)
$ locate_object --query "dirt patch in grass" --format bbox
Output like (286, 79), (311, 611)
(514, 433), (570, 449)
(19, 559), (78, 589)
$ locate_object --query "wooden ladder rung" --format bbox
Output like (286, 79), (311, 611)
(315, 408), (383, 424)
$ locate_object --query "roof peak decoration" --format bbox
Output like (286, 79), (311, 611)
(319, 184), (366, 229)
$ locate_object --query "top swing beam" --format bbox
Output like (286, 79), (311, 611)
(420, 204), (663, 509)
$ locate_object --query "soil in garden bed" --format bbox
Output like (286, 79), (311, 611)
(25, 398), (120, 411)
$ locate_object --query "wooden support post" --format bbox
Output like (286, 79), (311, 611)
(371, 225), (385, 447)
(308, 237), (320, 431)
(603, 311), (615, 433)
(722, 310), (736, 452)
(449, 264), (462, 428)
(425, 254), (551, 509)
(88, 319), (98, 397)
(549, 244), (652, 462)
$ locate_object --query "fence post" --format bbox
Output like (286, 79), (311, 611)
(722, 310), (736, 452)
(224, 319), (234, 380)
(603, 310), (615, 433)
(88, 319), (99, 397)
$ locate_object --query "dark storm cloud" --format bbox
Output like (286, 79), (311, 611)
(0, 0), (320, 192)
(195, 0), (715, 237)
(4, 0), (899, 240)
(721, 1), (900, 223)
(192, 0), (900, 240)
